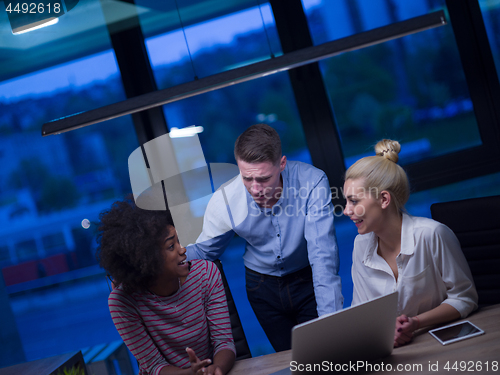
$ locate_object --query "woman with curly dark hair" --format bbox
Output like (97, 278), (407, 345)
(96, 197), (235, 375)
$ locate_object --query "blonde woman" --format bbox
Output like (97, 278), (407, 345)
(343, 139), (478, 347)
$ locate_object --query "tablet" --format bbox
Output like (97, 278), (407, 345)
(429, 321), (484, 345)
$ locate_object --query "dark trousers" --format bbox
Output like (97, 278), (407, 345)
(245, 266), (318, 352)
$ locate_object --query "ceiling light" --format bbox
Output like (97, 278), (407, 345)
(12, 17), (59, 35)
(169, 126), (204, 138)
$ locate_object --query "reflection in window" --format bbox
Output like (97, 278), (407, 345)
(145, 3), (281, 89)
(302, 0), (482, 166)
(160, 71), (312, 222)
(0, 246), (9, 263)
(0, 49), (137, 361)
(163, 71), (310, 166)
(318, 27), (481, 166)
(42, 233), (66, 256)
(15, 240), (38, 261)
(479, 0), (500, 78)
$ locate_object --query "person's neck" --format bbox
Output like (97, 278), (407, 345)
(376, 211), (403, 257)
(149, 276), (186, 297)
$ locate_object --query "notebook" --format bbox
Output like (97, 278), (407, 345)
(270, 291), (399, 375)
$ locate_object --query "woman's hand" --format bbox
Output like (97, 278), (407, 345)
(394, 314), (419, 347)
(186, 347), (212, 375)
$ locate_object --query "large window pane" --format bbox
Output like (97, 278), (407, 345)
(0, 0), (139, 362)
(163, 72), (310, 164)
(302, 0), (445, 45)
(143, 2), (281, 88)
(0, 0), (116, 83)
(301, 1), (482, 166)
(317, 25), (481, 166)
(479, 0), (500, 78)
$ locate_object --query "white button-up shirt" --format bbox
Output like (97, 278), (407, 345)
(352, 214), (478, 318)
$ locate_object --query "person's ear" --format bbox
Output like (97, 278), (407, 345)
(279, 155), (287, 172)
(380, 190), (392, 209)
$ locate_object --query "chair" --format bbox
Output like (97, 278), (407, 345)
(213, 259), (252, 360)
(430, 195), (500, 307)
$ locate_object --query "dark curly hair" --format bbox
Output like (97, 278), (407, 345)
(96, 196), (174, 294)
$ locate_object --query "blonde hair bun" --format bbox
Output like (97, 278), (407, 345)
(375, 139), (401, 163)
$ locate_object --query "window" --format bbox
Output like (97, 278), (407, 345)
(3, 0), (500, 366)
(303, 0), (443, 45)
(142, 2), (281, 88)
(15, 240), (38, 261)
(296, 0), (500, 193)
(479, 0), (500, 78)
(302, 0), (482, 167)
(320, 27), (481, 167)
(163, 73), (309, 164)
(0, 0), (138, 362)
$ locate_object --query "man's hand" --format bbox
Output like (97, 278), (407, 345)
(394, 314), (419, 347)
(186, 347), (212, 375)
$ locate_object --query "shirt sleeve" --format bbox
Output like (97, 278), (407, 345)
(432, 224), (478, 317)
(304, 174), (344, 315)
(203, 262), (237, 356)
(108, 290), (169, 375)
(186, 190), (235, 261)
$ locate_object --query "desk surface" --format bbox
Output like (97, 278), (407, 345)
(229, 304), (500, 375)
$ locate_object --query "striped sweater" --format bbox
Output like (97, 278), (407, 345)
(108, 259), (236, 375)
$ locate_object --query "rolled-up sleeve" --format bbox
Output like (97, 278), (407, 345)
(434, 224), (478, 317)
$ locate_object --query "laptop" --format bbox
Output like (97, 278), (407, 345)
(270, 291), (399, 374)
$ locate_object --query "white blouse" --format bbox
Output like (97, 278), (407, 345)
(351, 213), (478, 318)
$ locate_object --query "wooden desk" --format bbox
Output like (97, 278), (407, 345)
(229, 304), (500, 375)
(0, 351), (86, 375)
